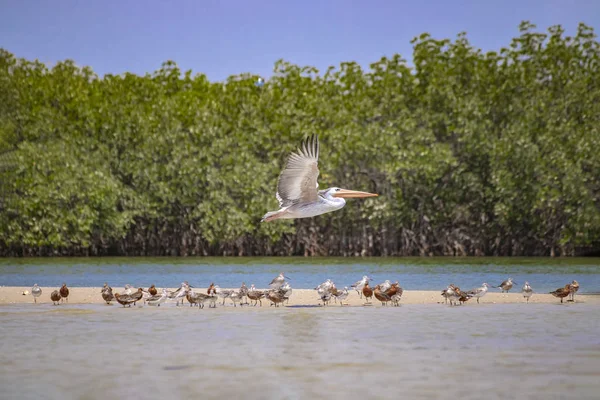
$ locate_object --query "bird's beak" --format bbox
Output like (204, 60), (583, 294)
(332, 189), (378, 198)
(284, 276), (291, 280)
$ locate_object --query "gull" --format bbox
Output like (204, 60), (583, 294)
(351, 276), (371, 298)
(147, 289), (168, 307)
(466, 283), (491, 304)
(494, 278), (516, 293)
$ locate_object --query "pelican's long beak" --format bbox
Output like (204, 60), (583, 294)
(332, 189), (378, 198)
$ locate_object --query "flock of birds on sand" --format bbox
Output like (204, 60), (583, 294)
(25, 274), (581, 307)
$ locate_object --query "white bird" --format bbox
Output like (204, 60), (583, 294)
(213, 285), (233, 305)
(261, 135), (378, 222)
(378, 280), (392, 293)
(333, 286), (349, 306)
(522, 282), (533, 303)
(146, 289), (168, 307)
(442, 285), (460, 306)
(466, 283), (491, 304)
(123, 284), (134, 295)
(31, 284), (42, 303)
(281, 282), (293, 304)
(269, 272), (290, 289)
(169, 282), (190, 306)
(351, 276), (371, 298)
(229, 291), (243, 307)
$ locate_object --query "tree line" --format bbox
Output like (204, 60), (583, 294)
(1, 21), (599, 257)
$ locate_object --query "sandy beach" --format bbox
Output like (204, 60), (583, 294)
(2, 286), (598, 306)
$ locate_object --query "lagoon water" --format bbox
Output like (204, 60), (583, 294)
(2, 257), (600, 399)
(1, 257), (600, 293)
(1, 301), (600, 399)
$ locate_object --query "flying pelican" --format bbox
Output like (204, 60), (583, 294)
(261, 135), (378, 222)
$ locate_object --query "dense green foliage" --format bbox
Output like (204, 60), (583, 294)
(1, 22), (599, 257)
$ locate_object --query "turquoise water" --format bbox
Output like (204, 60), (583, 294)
(1, 302), (599, 399)
(1, 257), (599, 292)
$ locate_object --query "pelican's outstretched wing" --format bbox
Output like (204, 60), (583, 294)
(275, 134), (320, 207)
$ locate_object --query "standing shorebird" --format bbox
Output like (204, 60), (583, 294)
(442, 284), (461, 306)
(247, 285), (265, 306)
(495, 278), (516, 293)
(266, 289), (286, 307)
(207, 283), (216, 295)
(362, 282), (373, 303)
(147, 288), (168, 307)
(269, 272), (290, 289)
(522, 282), (533, 303)
(50, 290), (61, 305)
(31, 284), (42, 304)
(281, 282), (293, 304)
(239, 282), (250, 305)
(387, 282), (403, 306)
(549, 284), (572, 303)
(114, 288), (144, 308)
(213, 285), (233, 306)
(373, 285), (392, 306)
(351, 276), (371, 298)
(466, 283), (491, 304)
(332, 287), (350, 306)
(169, 282), (190, 306)
(261, 135), (378, 222)
(59, 283), (69, 303)
(569, 280), (579, 302)
(101, 283), (114, 304)
(148, 285), (158, 296)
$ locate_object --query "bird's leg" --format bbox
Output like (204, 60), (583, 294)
(477, 298), (479, 304)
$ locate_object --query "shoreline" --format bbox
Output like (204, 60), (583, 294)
(1, 286), (598, 306)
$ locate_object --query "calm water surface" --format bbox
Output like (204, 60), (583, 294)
(1, 302), (599, 399)
(1, 257), (600, 292)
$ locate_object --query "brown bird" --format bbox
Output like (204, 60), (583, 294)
(569, 280), (579, 302)
(549, 284), (572, 303)
(101, 283), (114, 304)
(50, 290), (62, 305)
(148, 284), (157, 296)
(495, 278), (515, 293)
(207, 283), (215, 295)
(186, 289), (211, 308)
(247, 285), (265, 306)
(386, 282), (403, 306)
(114, 288), (144, 308)
(59, 283), (69, 303)
(362, 282), (373, 303)
(373, 285), (392, 306)
(457, 287), (473, 305)
(266, 289), (286, 307)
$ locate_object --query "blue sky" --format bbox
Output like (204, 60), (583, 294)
(1, 0), (598, 81)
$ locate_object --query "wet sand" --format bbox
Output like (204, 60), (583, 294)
(2, 286), (597, 306)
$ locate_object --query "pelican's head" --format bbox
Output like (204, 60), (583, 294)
(322, 187), (378, 199)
